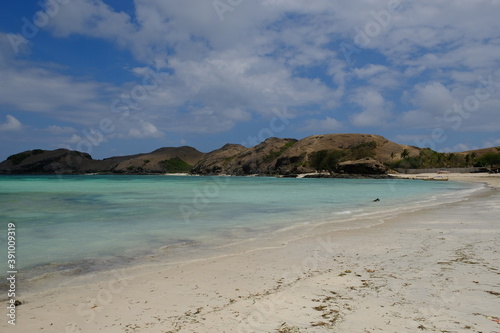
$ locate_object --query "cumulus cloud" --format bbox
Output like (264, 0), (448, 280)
(2, 0), (500, 154)
(29, 0), (346, 135)
(68, 134), (83, 144)
(353, 64), (401, 90)
(0, 115), (22, 131)
(414, 82), (455, 113)
(400, 77), (500, 132)
(42, 0), (135, 45)
(161, 53), (337, 117)
(350, 89), (393, 127)
(399, 81), (457, 128)
(126, 120), (164, 139)
(38, 0), (500, 75)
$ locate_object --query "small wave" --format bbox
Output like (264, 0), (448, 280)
(158, 239), (201, 252)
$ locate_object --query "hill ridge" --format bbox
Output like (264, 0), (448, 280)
(1, 133), (499, 175)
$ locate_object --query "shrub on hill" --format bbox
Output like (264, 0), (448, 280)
(161, 157), (192, 173)
(309, 149), (346, 172)
(7, 152), (32, 165)
(348, 141), (377, 160)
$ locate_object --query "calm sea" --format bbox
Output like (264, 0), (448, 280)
(0, 175), (481, 287)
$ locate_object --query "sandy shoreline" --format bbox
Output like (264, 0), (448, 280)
(3, 174), (500, 332)
(390, 171), (500, 187)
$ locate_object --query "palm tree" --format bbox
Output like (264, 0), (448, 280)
(447, 153), (456, 167)
(437, 153), (444, 167)
(400, 149), (410, 160)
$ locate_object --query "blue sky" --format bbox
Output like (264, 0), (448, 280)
(1, 0), (499, 160)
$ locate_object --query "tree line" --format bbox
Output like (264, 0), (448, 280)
(388, 148), (500, 170)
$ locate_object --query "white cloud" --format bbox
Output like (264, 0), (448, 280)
(68, 134), (83, 143)
(350, 89), (392, 127)
(39, 0), (500, 75)
(399, 109), (434, 128)
(354, 65), (387, 78)
(160, 107), (240, 134)
(44, 125), (76, 135)
(399, 77), (500, 132)
(35, 1), (346, 134)
(3, 0), (500, 152)
(414, 82), (455, 113)
(353, 64), (401, 90)
(0, 33), (30, 65)
(394, 134), (429, 144)
(166, 53), (337, 114)
(399, 81), (457, 128)
(374, 1), (500, 73)
(301, 117), (343, 132)
(440, 143), (480, 153)
(0, 115), (22, 131)
(1, 33), (113, 129)
(483, 138), (500, 148)
(0, 66), (111, 125)
(127, 120), (164, 139)
(39, 1), (346, 100)
(36, 1), (500, 119)
(43, 0), (135, 45)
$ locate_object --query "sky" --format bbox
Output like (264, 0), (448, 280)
(0, 0), (499, 160)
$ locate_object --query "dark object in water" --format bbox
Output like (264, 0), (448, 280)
(373, 198), (380, 202)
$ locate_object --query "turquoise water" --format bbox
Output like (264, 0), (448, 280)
(0, 175), (480, 281)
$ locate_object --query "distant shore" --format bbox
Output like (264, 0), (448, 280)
(390, 172), (500, 187)
(2, 174), (499, 332)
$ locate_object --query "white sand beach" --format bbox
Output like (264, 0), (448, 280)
(3, 174), (500, 332)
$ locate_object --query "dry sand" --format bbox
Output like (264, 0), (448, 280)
(3, 174), (500, 332)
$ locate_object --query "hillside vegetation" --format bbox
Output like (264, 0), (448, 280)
(1, 134), (499, 175)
